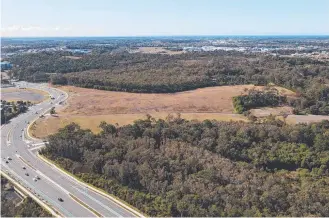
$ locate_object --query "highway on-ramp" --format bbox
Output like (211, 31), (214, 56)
(1, 82), (139, 217)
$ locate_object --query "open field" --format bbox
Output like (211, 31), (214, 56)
(31, 84), (296, 138)
(31, 84), (329, 138)
(286, 115), (329, 125)
(250, 106), (294, 117)
(30, 113), (248, 138)
(62, 56), (82, 60)
(134, 47), (185, 55)
(1, 88), (49, 103)
(58, 85), (296, 115)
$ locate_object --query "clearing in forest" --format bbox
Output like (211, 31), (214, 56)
(30, 84), (296, 138)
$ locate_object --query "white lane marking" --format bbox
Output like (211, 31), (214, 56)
(30, 145), (46, 151)
(15, 154), (70, 195)
(73, 186), (123, 217)
(7, 128), (13, 146)
(31, 142), (46, 146)
(22, 128), (32, 144)
(0, 163), (73, 217)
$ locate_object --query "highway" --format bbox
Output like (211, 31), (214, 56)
(1, 82), (138, 217)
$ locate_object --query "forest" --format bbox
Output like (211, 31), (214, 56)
(1, 100), (32, 124)
(1, 176), (51, 217)
(40, 116), (329, 217)
(8, 51), (329, 115)
(233, 88), (287, 113)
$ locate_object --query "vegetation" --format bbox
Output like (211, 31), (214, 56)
(1, 176), (52, 217)
(233, 88), (287, 113)
(50, 107), (56, 115)
(8, 51), (329, 115)
(40, 117), (329, 217)
(1, 100), (32, 124)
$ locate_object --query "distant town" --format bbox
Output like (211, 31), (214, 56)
(1, 36), (329, 61)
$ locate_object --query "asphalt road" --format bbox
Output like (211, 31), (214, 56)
(1, 82), (137, 217)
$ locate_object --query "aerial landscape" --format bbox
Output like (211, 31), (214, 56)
(1, 0), (329, 217)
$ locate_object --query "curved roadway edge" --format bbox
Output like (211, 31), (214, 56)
(26, 84), (146, 218)
(1, 171), (62, 217)
(26, 85), (69, 141)
(38, 154), (146, 218)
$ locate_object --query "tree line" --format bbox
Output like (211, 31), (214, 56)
(40, 117), (329, 217)
(233, 88), (287, 113)
(8, 51), (329, 114)
(1, 100), (33, 124)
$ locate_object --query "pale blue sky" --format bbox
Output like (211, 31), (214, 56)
(1, 0), (329, 37)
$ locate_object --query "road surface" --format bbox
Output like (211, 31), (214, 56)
(1, 82), (137, 217)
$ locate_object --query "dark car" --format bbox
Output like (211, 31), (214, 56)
(58, 198), (64, 202)
(22, 166), (26, 170)
(5, 161), (9, 164)
(25, 173), (29, 176)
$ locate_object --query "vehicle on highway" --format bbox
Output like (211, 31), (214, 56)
(25, 173), (29, 176)
(35, 175), (40, 180)
(58, 197), (64, 202)
(22, 166), (26, 170)
(5, 161), (9, 164)
(33, 178), (38, 182)
(7, 157), (12, 160)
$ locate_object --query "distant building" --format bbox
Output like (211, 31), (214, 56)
(0, 61), (13, 71)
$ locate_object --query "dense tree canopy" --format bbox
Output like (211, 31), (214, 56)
(9, 51), (329, 114)
(233, 88), (287, 113)
(1, 100), (32, 124)
(41, 117), (329, 217)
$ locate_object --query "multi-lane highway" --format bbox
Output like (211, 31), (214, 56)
(1, 82), (139, 217)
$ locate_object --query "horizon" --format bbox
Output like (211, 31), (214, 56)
(1, 0), (329, 37)
(2, 34), (329, 39)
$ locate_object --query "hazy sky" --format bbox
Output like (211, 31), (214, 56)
(1, 0), (329, 37)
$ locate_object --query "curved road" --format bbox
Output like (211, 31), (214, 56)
(1, 82), (137, 217)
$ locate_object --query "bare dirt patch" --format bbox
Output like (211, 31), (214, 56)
(285, 115), (329, 125)
(135, 47), (184, 55)
(1, 88), (49, 103)
(250, 106), (294, 117)
(62, 56), (82, 60)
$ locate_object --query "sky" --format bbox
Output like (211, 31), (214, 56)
(1, 0), (329, 37)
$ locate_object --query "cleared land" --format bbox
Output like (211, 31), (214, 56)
(134, 47), (185, 55)
(58, 85), (296, 115)
(250, 106), (294, 117)
(62, 56), (82, 60)
(31, 84), (295, 138)
(31, 113), (247, 138)
(1, 88), (49, 103)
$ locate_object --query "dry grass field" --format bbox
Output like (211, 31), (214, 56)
(30, 84), (296, 138)
(30, 113), (248, 138)
(136, 47), (185, 55)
